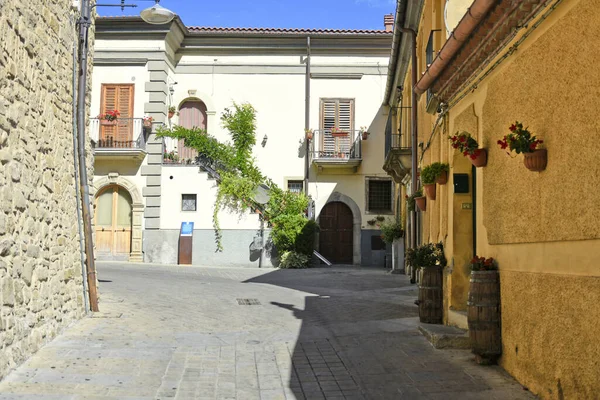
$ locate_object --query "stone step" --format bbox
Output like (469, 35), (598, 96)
(418, 323), (470, 349)
(448, 308), (468, 330)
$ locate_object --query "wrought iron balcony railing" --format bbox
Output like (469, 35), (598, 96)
(309, 129), (362, 167)
(90, 118), (147, 150)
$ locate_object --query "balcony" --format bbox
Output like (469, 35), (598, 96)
(309, 129), (362, 171)
(383, 133), (412, 184)
(90, 118), (147, 162)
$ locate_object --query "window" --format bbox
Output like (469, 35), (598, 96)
(366, 178), (393, 214)
(320, 98), (354, 157)
(287, 180), (304, 193)
(181, 194), (197, 211)
(100, 84), (134, 145)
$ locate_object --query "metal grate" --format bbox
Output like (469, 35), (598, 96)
(236, 298), (261, 305)
(367, 179), (393, 212)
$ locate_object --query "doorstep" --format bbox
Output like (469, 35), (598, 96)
(418, 323), (470, 349)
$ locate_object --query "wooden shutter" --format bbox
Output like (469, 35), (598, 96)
(320, 99), (354, 156)
(100, 84), (134, 146)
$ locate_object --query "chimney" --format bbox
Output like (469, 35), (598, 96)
(384, 14), (394, 32)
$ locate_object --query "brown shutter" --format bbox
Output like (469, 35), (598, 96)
(320, 99), (354, 156)
(100, 84), (134, 146)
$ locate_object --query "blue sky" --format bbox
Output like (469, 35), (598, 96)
(99, 0), (397, 30)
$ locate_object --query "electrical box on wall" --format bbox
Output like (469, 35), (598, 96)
(453, 173), (469, 194)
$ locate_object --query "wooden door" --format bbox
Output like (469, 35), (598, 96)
(95, 185), (132, 256)
(319, 202), (353, 264)
(100, 84), (134, 147)
(178, 100), (207, 161)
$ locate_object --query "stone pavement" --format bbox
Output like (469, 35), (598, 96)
(0, 263), (535, 399)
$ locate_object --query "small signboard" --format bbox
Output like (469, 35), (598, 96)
(181, 222), (194, 236)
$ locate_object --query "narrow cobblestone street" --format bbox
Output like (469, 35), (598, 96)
(0, 263), (534, 400)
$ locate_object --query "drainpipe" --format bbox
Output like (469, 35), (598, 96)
(71, 16), (89, 313)
(304, 36), (311, 195)
(401, 27), (419, 284)
(76, 0), (99, 312)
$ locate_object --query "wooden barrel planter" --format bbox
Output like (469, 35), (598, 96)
(418, 266), (443, 324)
(467, 270), (501, 364)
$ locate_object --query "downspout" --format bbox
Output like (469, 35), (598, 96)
(76, 0), (99, 312)
(401, 27), (419, 284)
(304, 36), (311, 195)
(71, 15), (89, 313)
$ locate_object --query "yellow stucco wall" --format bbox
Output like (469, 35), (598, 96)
(407, 0), (600, 397)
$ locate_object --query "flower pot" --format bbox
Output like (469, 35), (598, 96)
(523, 149), (547, 172)
(436, 170), (448, 185)
(362, 131), (369, 140)
(332, 132), (348, 138)
(415, 196), (427, 212)
(305, 132), (313, 140)
(424, 183), (436, 200)
(100, 119), (117, 126)
(470, 149), (487, 168)
(168, 111), (175, 119)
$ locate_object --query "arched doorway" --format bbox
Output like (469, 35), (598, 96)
(178, 100), (207, 162)
(95, 185), (132, 259)
(319, 201), (354, 264)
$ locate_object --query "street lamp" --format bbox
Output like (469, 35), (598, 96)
(140, 0), (176, 24)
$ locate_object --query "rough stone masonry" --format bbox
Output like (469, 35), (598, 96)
(0, 1), (94, 380)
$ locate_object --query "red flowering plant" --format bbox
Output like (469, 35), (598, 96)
(97, 110), (120, 122)
(449, 132), (482, 160)
(470, 256), (497, 271)
(497, 121), (543, 155)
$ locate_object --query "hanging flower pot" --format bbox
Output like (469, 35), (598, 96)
(424, 184), (436, 200)
(331, 128), (348, 138)
(362, 131), (369, 140)
(523, 149), (547, 172)
(305, 130), (313, 140)
(436, 170), (448, 185)
(470, 149), (487, 168)
(168, 111), (175, 119)
(415, 196), (427, 212)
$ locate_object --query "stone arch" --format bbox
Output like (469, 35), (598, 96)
(321, 191), (362, 265)
(92, 175), (144, 262)
(175, 93), (217, 134)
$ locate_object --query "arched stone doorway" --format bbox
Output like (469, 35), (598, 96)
(318, 192), (362, 265)
(93, 176), (143, 262)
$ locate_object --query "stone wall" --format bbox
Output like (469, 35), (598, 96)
(0, 1), (92, 380)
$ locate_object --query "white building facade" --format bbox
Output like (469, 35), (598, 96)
(90, 16), (395, 267)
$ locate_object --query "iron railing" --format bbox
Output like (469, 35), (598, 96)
(309, 129), (362, 162)
(90, 118), (146, 150)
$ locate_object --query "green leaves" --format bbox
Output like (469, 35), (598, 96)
(379, 219), (404, 243)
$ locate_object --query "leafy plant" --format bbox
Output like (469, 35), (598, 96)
(414, 242), (446, 268)
(421, 165), (437, 185)
(163, 150), (178, 162)
(449, 132), (482, 160)
(471, 256), (497, 271)
(157, 102), (316, 256)
(279, 251), (311, 269)
(497, 121), (543, 155)
(406, 189), (423, 212)
(168, 106), (176, 113)
(97, 110), (120, 121)
(405, 247), (416, 267)
(376, 215), (385, 222)
(367, 218), (377, 226)
(379, 219), (404, 243)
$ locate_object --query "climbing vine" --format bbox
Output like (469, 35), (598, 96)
(158, 103), (317, 260)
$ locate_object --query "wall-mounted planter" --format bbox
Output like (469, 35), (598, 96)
(424, 184), (436, 200)
(523, 149), (547, 172)
(362, 131), (369, 140)
(470, 149), (488, 168)
(415, 196), (427, 212)
(168, 111), (175, 119)
(332, 132), (348, 138)
(436, 171), (448, 185)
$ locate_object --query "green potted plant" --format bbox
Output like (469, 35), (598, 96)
(431, 162), (450, 184)
(497, 121), (546, 171)
(406, 189), (425, 212)
(468, 256), (501, 364)
(142, 115), (153, 129)
(168, 106), (177, 119)
(304, 128), (313, 140)
(97, 109), (120, 125)
(420, 165), (437, 200)
(378, 219), (404, 244)
(366, 218), (377, 226)
(360, 126), (370, 140)
(449, 132), (487, 167)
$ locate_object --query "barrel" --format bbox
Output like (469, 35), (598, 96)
(467, 270), (501, 363)
(418, 266), (443, 324)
